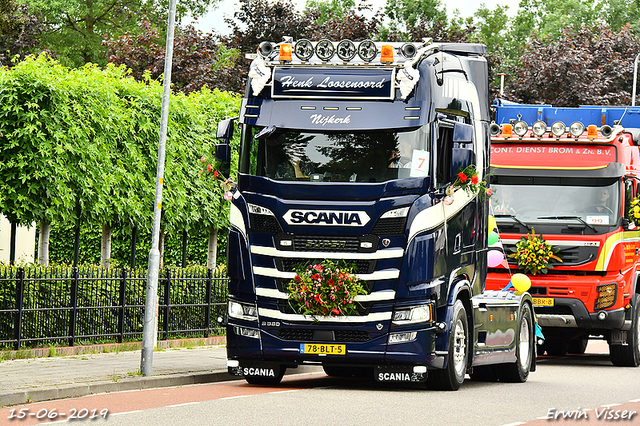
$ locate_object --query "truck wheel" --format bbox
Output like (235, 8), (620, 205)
(610, 294), (640, 367)
(500, 302), (534, 383)
(427, 299), (468, 391)
(568, 337), (588, 355)
(244, 368), (286, 385)
(543, 338), (568, 357)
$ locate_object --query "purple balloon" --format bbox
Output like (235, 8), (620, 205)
(487, 250), (505, 267)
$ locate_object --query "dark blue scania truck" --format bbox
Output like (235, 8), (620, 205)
(217, 38), (536, 390)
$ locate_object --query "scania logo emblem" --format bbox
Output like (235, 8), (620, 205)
(382, 238), (391, 247)
(283, 209), (370, 226)
(376, 323), (383, 331)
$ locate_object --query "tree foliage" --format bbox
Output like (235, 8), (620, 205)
(0, 54), (240, 264)
(508, 22), (640, 106)
(104, 20), (240, 94)
(0, 0), (42, 66)
(22, 0), (220, 68)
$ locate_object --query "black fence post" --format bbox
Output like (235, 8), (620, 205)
(205, 268), (212, 338)
(14, 267), (25, 350)
(181, 230), (187, 268)
(9, 223), (17, 266)
(72, 224), (80, 267)
(163, 268), (170, 340)
(130, 227), (137, 269)
(118, 268), (127, 343)
(68, 267), (79, 347)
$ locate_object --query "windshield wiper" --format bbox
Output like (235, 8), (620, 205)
(537, 215), (597, 233)
(493, 214), (531, 231)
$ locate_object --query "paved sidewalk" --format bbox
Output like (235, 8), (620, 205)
(0, 345), (234, 407)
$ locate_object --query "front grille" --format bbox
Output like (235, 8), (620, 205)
(275, 258), (376, 274)
(250, 214), (282, 233)
(371, 217), (407, 235)
(278, 329), (371, 342)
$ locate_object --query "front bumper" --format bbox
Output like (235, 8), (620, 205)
(535, 298), (627, 330)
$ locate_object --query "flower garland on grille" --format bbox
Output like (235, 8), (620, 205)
(285, 260), (368, 318)
(508, 228), (563, 275)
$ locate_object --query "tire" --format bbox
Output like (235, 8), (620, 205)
(610, 293), (640, 367)
(244, 368), (286, 385)
(499, 302), (534, 383)
(427, 299), (468, 391)
(568, 337), (589, 355)
(543, 338), (568, 357)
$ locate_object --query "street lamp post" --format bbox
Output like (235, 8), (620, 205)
(141, 0), (178, 377)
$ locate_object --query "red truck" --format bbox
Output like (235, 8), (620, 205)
(486, 100), (640, 366)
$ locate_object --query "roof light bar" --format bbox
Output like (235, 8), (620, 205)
(513, 120), (528, 137)
(569, 121), (585, 138)
(315, 39), (335, 61)
(358, 40), (377, 62)
(531, 120), (547, 138)
(501, 124), (513, 138)
(336, 40), (357, 61)
(279, 43), (292, 61)
(550, 121), (566, 138)
(294, 39), (313, 61)
(380, 44), (394, 63)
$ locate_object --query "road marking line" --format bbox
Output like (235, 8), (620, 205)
(630, 398), (640, 402)
(500, 423), (525, 426)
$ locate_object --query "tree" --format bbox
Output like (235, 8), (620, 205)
(508, 22), (640, 106)
(0, 0), (43, 66)
(23, 0), (220, 67)
(104, 20), (240, 94)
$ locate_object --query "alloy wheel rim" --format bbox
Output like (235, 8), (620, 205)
(453, 318), (467, 377)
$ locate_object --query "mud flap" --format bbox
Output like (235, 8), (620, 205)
(229, 362), (282, 379)
(374, 365), (427, 383)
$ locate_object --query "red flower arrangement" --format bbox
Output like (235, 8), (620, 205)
(448, 164), (491, 198)
(285, 260), (368, 318)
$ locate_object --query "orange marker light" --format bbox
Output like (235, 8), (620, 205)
(587, 124), (597, 139)
(501, 123), (513, 138)
(380, 45), (394, 63)
(279, 44), (292, 61)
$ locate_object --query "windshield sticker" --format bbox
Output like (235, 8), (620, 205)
(409, 149), (429, 177)
(310, 114), (352, 126)
(490, 144), (616, 169)
(586, 215), (610, 225)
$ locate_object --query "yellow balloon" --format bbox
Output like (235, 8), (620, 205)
(488, 216), (496, 233)
(511, 273), (531, 294)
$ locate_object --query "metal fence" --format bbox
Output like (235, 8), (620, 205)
(0, 266), (228, 350)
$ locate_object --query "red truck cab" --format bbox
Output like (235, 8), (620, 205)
(486, 100), (640, 366)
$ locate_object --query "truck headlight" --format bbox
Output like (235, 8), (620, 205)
(228, 301), (258, 322)
(392, 304), (433, 325)
(594, 283), (617, 310)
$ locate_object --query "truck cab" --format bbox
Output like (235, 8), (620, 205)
(220, 39), (536, 390)
(487, 100), (640, 366)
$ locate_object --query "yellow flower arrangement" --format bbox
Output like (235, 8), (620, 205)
(509, 228), (563, 275)
(629, 196), (640, 226)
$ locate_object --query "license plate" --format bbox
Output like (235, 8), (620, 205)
(533, 297), (554, 307)
(299, 343), (346, 355)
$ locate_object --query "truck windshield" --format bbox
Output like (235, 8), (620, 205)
(247, 125), (430, 183)
(492, 181), (620, 227)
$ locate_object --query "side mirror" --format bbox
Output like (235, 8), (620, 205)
(453, 122), (473, 143)
(217, 117), (237, 141)
(215, 143), (231, 177)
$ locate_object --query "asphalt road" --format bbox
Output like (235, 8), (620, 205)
(2, 341), (639, 426)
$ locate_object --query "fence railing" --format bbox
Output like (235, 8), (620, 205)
(0, 266), (229, 350)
